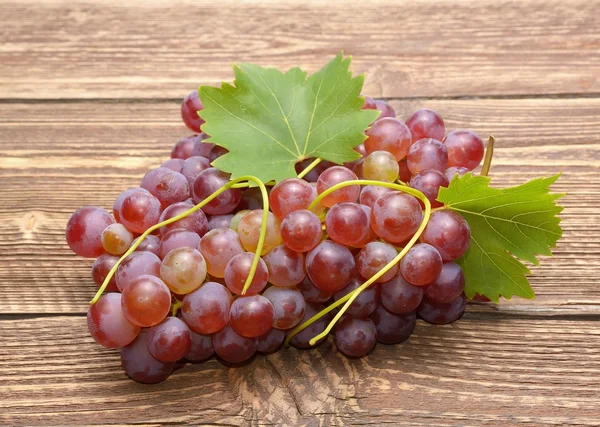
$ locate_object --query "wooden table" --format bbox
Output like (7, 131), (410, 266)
(1, 1), (599, 425)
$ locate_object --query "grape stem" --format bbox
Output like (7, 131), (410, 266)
(480, 136), (495, 177)
(90, 175), (269, 304)
(296, 158), (322, 179)
(284, 179), (431, 347)
(171, 299), (183, 317)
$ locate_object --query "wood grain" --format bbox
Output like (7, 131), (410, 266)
(0, 0), (598, 99)
(0, 99), (597, 314)
(1, 315), (599, 426)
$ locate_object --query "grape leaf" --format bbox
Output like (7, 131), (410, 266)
(437, 173), (564, 302)
(198, 53), (379, 183)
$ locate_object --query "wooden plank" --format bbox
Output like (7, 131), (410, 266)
(0, 98), (598, 314)
(0, 0), (599, 99)
(1, 315), (599, 426)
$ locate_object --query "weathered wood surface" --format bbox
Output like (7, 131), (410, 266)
(0, 0), (599, 99)
(1, 0), (599, 425)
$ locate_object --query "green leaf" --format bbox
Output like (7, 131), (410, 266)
(437, 173), (564, 302)
(198, 53), (380, 183)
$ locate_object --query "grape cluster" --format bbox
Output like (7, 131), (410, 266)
(66, 90), (487, 384)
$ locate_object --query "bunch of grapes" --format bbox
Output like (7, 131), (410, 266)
(66, 90), (487, 384)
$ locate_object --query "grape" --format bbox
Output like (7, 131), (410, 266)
(66, 207), (115, 258)
(133, 234), (161, 256)
(418, 293), (466, 325)
(407, 138), (448, 174)
(121, 330), (175, 384)
(269, 178), (315, 220)
(373, 100), (396, 119)
(362, 150), (400, 183)
(289, 303), (329, 349)
(87, 293), (140, 348)
(370, 306), (416, 345)
(224, 252), (269, 295)
(333, 274), (380, 318)
(420, 210), (471, 261)
(371, 192), (423, 244)
(365, 118), (411, 161)
(199, 228), (244, 278)
(334, 317), (377, 358)
(444, 130), (484, 170)
(113, 188), (150, 223)
(425, 262), (465, 303)
(297, 276), (332, 303)
(91, 254), (119, 292)
(182, 282), (232, 334)
(181, 156), (211, 186)
(256, 329), (286, 354)
(181, 90), (204, 133)
(325, 202), (369, 247)
(230, 295), (274, 338)
(362, 95), (377, 110)
(115, 251), (162, 292)
(398, 160), (411, 182)
(121, 275), (171, 327)
(263, 245), (306, 287)
(357, 241), (398, 283)
(171, 135), (196, 159)
(263, 287), (306, 330)
(160, 247), (207, 294)
(471, 293), (492, 302)
(306, 241), (355, 293)
(354, 142), (367, 157)
(405, 108), (445, 142)
(229, 209), (250, 232)
(191, 133), (214, 158)
(101, 223), (134, 255)
(444, 166), (470, 182)
(209, 145), (229, 162)
(159, 228), (201, 259)
(207, 214), (233, 230)
(351, 157), (365, 179)
(147, 317), (191, 362)
(380, 271), (424, 314)
(161, 158), (184, 172)
(186, 330), (214, 362)
(355, 204), (378, 247)
(192, 168), (241, 215)
(409, 169), (449, 208)
(359, 185), (393, 209)
(238, 187), (265, 211)
(119, 191), (162, 234)
(280, 209), (322, 253)
(317, 166), (360, 208)
(141, 167), (190, 208)
(158, 201), (208, 237)
(294, 158), (333, 182)
(237, 209), (282, 255)
(400, 243), (443, 286)
(213, 324), (257, 364)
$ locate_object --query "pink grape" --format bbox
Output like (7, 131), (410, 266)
(325, 202), (369, 247)
(101, 223), (133, 255)
(158, 201), (208, 237)
(398, 160), (411, 182)
(333, 274), (380, 318)
(115, 251), (161, 292)
(161, 158), (184, 172)
(262, 245), (306, 287)
(91, 254), (119, 292)
(405, 108), (445, 142)
(171, 135), (196, 159)
(317, 166), (360, 208)
(280, 209), (322, 253)
(199, 228), (244, 278)
(418, 293), (466, 325)
(444, 166), (470, 182)
(362, 95), (377, 110)
(147, 317), (191, 362)
(269, 178), (315, 220)
(133, 234), (161, 256)
(400, 243), (443, 286)
(373, 99), (396, 119)
(119, 191), (162, 234)
(113, 188), (150, 223)
(371, 192), (423, 244)
(66, 206), (115, 258)
(230, 295), (274, 338)
(409, 169), (449, 208)
(424, 262), (465, 303)
(238, 187), (265, 211)
(407, 138), (448, 174)
(181, 90), (204, 133)
(365, 117), (411, 161)
(181, 156), (211, 186)
(357, 241), (398, 283)
(209, 145), (229, 162)
(370, 306), (416, 344)
(160, 247), (207, 294)
(207, 214), (233, 230)
(334, 317), (377, 358)
(289, 303), (329, 349)
(191, 133), (214, 158)
(186, 330), (214, 362)
(141, 167), (190, 208)
(359, 185), (393, 209)
(121, 330), (174, 384)
(444, 130), (484, 170)
(224, 252), (269, 295)
(297, 276), (332, 303)
(213, 324), (257, 364)
(256, 329), (286, 354)
(380, 271), (424, 314)
(192, 168), (241, 215)
(87, 293), (140, 348)
(182, 282), (232, 334)
(237, 209), (282, 255)
(159, 228), (201, 259)
(306, 241), (355, 293)
(229, 209), (250, 232)
(263, 287), (306, 330)
(121, 275), (171, 327)
(420, 210), (471, 261)
(354, 204), (378, 247)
